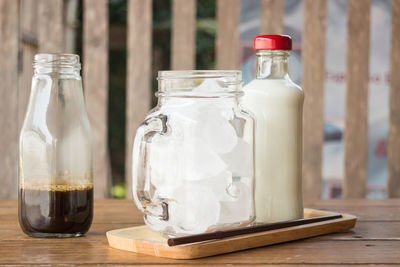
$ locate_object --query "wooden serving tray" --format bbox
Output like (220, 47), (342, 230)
(106, 208), (357, 259)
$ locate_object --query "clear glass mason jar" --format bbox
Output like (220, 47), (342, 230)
(132, 70), (255, 237)
(18, 54), (94, 238)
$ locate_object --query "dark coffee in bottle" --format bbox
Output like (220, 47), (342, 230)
(18, 54), (94, 238)
(18, 184), (93, 237)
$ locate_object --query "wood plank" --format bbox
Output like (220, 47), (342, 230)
(2, 198), (400, 230)
(0, 0), (19, 198)
(20, 0), (38, 37)
(0, 199), (399, 224)
(260, 0), (284, 34)
(18, 0), (39, 132)
(3, 220), (400, 242)
(344, 0), (371, 198)
(125, 0), (153, 199)
(0, 239), (399, 265)
(0, 199), (399, 265)
(83, 0), (110, 198)
(171, 0), (196, 70)
(304, 201), (400, 222)
(216, 0), (241, 70)
(0, 199), (142, 225)
(18, 45), (36, 131)
(65, 0), (79, 53)
(388, 0), (400, 198)
(0, 223), (144, 241)
(313, 221), (400, 241)
(2, 199), (400, 227)
(302, 0), (327, 199)
(37, 0), (64, 52)
(304, 198), (400, 207)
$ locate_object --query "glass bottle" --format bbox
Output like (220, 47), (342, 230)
(243, 35), (304, 223)
(132, 70), (255, 237)
(18, 54), (93, 238)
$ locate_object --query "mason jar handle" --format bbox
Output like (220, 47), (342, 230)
(132, 115), (169, 220)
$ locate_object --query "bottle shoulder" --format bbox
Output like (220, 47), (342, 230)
(244, 78), (302, 90)
(243, 78), (303, 98)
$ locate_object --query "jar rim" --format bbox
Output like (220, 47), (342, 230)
(156, 70), (243, 98)
(157, 70), (242, 82)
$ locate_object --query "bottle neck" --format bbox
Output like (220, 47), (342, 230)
(256, 50), (290, 79)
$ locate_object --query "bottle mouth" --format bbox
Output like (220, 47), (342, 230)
(157, 70), (243, 98)
(255, 50), (290, 57)
(33, 53), (81, 73)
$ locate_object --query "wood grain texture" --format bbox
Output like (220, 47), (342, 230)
(0, 199), (399, 265)
(107, 209), (356, 259)
(20, 0), (38, 38)
(37, 0), (64, 53)
(344, 0), (370, 198)
(302, 0), (327, 199)
(18, 0), (38, 131)
(216, 0), (241, 70)
(3, 220), (400, 241)
(260, 0), (284, 34)
(18, 44), (36, 131)
(171, 0), (196, 70)
(0, 0), (19, 198)
(125, 0), (153, 199)
(304, 199), (400, 221)
(65, 0), (79, 53)
(83, 0), (110, 198)
(388, 0), (400, 198)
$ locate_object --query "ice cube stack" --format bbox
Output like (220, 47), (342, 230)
(148, 79), (253, 234)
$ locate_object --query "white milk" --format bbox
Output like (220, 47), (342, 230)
(243, 78), (304, 223)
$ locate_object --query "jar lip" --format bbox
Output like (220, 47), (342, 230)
(156, 90), (244, 98)
(156, 71), (243, 98)
(157, 70), (242, 82)
(33, 53), (81, 70)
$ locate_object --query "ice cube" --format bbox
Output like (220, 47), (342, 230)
(193, 78), (223, 93)
(220, 138), (253, 177)
(168, 184), (221, 234)
(160, 98), (199, 123)
(149, 134), (181, 189)
(193, 79), (236, 121)
(160, 89), (238, 154)
(150, 90), (239, 184)
(144, 213), (168, 233)
(181, 137), (227, 181)
(155, 185), (176, 199)
(150, 133), (227, 187)
(200, 118), (237, 154)
(194, 104), (238, 154)
(218, 181), (252, 224)
(192, 171), (232, 201)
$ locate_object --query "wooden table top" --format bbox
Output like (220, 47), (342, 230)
(1, 199), (399, 266)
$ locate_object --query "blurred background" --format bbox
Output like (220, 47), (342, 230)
(11, 0), (394, 198)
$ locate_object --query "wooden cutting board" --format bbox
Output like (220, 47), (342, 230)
(106, 208), (357, 259)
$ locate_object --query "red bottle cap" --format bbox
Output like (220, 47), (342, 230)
(253, 35), (292, 51)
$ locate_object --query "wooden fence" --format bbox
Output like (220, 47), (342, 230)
(0, 0), (399, 199)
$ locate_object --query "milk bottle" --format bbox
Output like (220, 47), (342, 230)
(243, 35), (304, 223)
